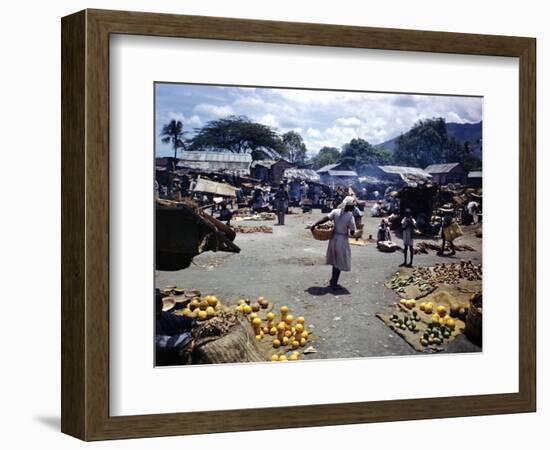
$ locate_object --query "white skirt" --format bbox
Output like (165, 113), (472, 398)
(326, 234), (352, 271)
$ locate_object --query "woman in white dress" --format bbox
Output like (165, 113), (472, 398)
(311, 196), (358, 290)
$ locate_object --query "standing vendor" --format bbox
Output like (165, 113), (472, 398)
(400, 208), (417, 267)
(311, 196), (358, 291)
(274, 182), (289, 225)
(439, 205), (457, 256)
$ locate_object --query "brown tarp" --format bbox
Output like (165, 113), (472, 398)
(156, 200), (240, 271)
(192, 178), (238, 197)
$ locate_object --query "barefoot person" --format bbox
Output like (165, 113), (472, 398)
(311, 195), (358, 290)
(400, 208), (417, 267)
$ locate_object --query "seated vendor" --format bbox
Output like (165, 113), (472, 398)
(155, 289), (195, 366)
(218, 201), (233, 226)
(377, 219), (391, 243)
(371, 200), (384, 217)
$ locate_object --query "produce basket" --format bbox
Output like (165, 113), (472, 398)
(377, 240), (398, 253)
(465, 292), (482, 344)
(311, 225), (333, 241)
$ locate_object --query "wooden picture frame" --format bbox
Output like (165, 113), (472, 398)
(61, 9), (536, 441)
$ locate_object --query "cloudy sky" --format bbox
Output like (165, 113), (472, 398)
(155, 83), (482, 157)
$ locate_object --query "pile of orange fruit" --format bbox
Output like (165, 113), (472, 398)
(181, 295), (219, 320)
(236, 298), (310, 362)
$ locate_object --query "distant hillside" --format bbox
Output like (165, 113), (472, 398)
(376, 121), (482, 156)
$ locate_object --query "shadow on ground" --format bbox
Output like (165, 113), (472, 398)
(305, 286), (351, 296)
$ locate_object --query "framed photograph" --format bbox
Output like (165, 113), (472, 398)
(61, 9), (536, 440)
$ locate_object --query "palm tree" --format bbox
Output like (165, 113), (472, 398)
(160, 120), (186, 160)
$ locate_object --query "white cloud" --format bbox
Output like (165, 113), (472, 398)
(157, 83), (482, 156)
(168, 112), (202, 125)
(188, 114), (202, 126)
(445, 112), (466, 123)
(233, 96), (266, 108)
(306, 128), (322, 138)
(259, 113), (280, 129)
(334, 117), (362, 127)
(193, 103), (234, 118)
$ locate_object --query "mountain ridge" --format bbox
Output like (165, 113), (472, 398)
(376, 121), (482, 156)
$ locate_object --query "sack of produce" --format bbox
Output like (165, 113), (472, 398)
(443, 222), (464, 241)
(192, 310), (266, 364)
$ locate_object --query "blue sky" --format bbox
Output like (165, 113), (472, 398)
(155, 83), (482, 157)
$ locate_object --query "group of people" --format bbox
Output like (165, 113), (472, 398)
(310, 192), (466, 291)
(249, 182), (290, 225)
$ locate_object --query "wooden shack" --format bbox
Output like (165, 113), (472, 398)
(424, 162), (467, 185)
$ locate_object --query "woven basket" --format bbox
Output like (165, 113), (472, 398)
(311, 226), (334, 241)
(465, 293), (482, 344)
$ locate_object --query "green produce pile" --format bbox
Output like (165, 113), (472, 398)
(389, 273), (434, 295)
(389, 310), (421, 332)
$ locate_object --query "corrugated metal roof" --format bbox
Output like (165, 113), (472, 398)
(177, 151), (252, 164)
(468, 171), (482, 178)
(250, 160), (277, 169)
(284, 168), (321, 182)
(378, 165), (431, 178)
(424, 162), (461, 174)
(358, 176), (390, 185)
(328, 170), (358, 177)
(316, 163), (340, 173)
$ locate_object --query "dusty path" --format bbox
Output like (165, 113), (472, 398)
(156, 209), (482, 361)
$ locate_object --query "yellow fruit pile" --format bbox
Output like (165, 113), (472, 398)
(271, 351), (300, 362)
(237, 299), (310, 361)
(418, 301), (434, 314)
(394, 298), (464, 348)
(399, 298), (416, 309)
(417, 303), (458, 347)
(182, 295), (219, 320)
(235, 297), (270, 315)
(417, 303), (457, 329)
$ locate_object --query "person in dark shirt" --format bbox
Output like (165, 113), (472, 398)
(155, 289), (195, 366)
(218, 201), (233, 226)
(274, 183), (289, 225)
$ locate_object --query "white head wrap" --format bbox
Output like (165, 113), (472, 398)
(338, 195), (356, 209)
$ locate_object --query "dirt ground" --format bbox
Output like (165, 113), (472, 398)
(156, 208), (482, 361)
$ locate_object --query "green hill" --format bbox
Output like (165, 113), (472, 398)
(376, 121), (482, 156)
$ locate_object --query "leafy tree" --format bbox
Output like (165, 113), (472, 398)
(160, 119), (187, 159)
(311, 146), (340, 169)
(281, 131), (308, 164)
(444, 139), (482, 171)
(393, 118), (448, 167)
(187, 115), (284, 159)
(393, 118), (482, 170)
(340, 138), (392, 172)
